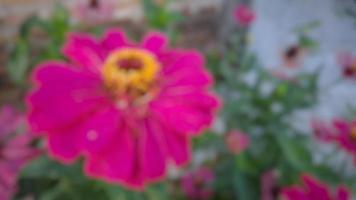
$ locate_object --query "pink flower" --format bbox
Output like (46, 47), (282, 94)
(181, 167), (215, 200)
(332, 119), (356, 158)
(280, 174), (350, 200)
(0, 105), (39, 200)
(337, 52), (356, 79)
(233, 4), (256, 26)
(26, 29), (220, 189)
(72, 0), (115, 24)
(312, 119), (356, 161)
(261, 170), (279, 200)
(224, 130), (250, 154)
(311, 119), (336, 142)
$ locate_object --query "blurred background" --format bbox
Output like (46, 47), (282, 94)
(0, 0), (356, 200)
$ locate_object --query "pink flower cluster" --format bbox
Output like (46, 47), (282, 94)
(281, 174), (350, 200)
(0, 106), (38, 200)
(312, 119), (356, 161)
(181, 167), (215, 200)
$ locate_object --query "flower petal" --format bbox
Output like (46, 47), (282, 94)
(141, 119), (167, 180)
(336, 186), (350, 200)
(27, 62), (110, 133)
(141, 32), (168, 54)
(47, 131), (81, 164)
(151, 92), (219, 134)
(77, 106), (121, 154)
(161, 51), (212, 89)
(84, 125), (138, 188)
(160, 122), (190, 165)
(280, 187), (308, 200)
(101, 28), (131, 52)
(62, 33), (104, 72)
(301, 175), (330, 199)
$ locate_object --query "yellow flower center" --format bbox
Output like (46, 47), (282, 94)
(102, 48), (160, 96)
(350, 126), (356, 140)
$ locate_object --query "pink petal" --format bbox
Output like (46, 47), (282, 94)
(27, 62), (110, 133)
(47, 131), (81, 164)
(333, 119), (350, 135)
(141, 32), (168, 54)
(152, 103), (213, 134)
(77, 106), (121, 154)
(151, 92), (218, 135)
(101, 28), (131, 53)
(336, 186), (350, 200)
(301, 175), (330, 200)
(0, 106), (22, 137)
(280, 187), (308, 200)
(62, 33), (104, 72)
(161, 51), (212, 89)
(141, 119), (167, 180)
(163, 124), (190, 165)
(84, 125), (139, 188)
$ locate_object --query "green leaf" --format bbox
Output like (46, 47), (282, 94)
(7, 40), (30, 85)
(276, 134), (312, 171)
(299, 35), (318, 50)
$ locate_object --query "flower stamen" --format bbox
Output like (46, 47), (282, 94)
(102, 48), (160, 96)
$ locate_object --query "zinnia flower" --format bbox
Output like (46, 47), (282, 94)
(181, 167), (215, 200)
(312, 119), (356, 161)
(280, 174), (350, 200)
(224, 130), (250, 154)
(26, 29), (220, 189)
(337, 52), (356, 79)
(72, 0), (115, 24)
(233, 4), (256, 26)
(0, 105), (38, 200)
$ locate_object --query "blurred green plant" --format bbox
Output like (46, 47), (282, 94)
(141, 0), (183, 41)
(6, 5), (70, 86)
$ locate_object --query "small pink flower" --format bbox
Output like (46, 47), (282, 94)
(181, 167), (215, 200)
(225, 130), (250, 154)
(261, 170), (279, 200)
(72, 0), (115, 24)
(0, 105), (39, 200)
(337, 52), (356, 79)
(233, 4), (256, 26)
(311, 119), (336, 142)
(280, 174), (350, 200)
(26, 29), (220, 189)
(312, 119), (356, 161)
